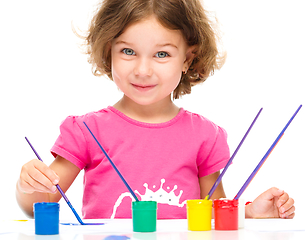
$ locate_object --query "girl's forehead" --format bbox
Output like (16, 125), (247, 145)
(116, 16), (186, 45)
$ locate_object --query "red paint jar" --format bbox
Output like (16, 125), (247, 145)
(213, 199), (239, 230)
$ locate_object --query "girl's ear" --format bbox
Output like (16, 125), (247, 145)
(183, 45), (197, 72)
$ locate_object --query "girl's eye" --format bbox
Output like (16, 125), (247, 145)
(122, 48), (135, 56)
(156, 51), (169, 58)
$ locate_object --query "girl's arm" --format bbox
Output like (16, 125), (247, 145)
(199, 171), (226, 200)
(16, 155), (80, 218)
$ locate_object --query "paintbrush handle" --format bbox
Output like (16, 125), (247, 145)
(25, 137), (43, 161)
(55, 185), (70, 205)
(54, 186), (84, 224)
(25, 137), (70, 202)
(234, 104), (302, 200)
(83, 121), (140, 202)
(206, 108), (263, 199)
(25, 137), (85, 224)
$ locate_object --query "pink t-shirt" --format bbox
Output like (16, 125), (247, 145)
(51, 106), (230, 219)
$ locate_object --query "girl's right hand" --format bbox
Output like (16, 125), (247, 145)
(18, 159), (60, 194)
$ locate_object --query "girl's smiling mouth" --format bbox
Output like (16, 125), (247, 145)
(131, 83), (157, 92)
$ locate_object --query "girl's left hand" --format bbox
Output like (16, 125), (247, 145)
(245, 187), (295, 219)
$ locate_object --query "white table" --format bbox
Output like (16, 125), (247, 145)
(1, 218), (305, 240)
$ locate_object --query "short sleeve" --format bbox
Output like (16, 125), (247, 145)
(197, 125), (230, 177)
(51, 116), (90, 170)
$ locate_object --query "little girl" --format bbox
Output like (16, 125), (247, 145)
(16, 0), (295, 219)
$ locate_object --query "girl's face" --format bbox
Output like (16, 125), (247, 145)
(111, 16), (193, 107)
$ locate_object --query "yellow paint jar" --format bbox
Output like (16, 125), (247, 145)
(186, 199), (212, 231)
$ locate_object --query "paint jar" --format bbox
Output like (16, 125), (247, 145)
(213, 199), (238, 230)
(186, 199), (213, 231)
(132, 201), (157, 232)
(34, 202), (60, 235)
(238, 199), (245, 228)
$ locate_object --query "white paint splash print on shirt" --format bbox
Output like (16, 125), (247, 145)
(111, 178), (186, 219)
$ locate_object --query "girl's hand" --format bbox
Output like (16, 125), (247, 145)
(17, 159), (60, 194)
(246, 187), (295, 219)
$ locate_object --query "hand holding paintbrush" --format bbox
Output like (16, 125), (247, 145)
(17, 137), (102, 225)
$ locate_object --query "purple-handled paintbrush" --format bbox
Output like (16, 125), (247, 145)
(205, 108), (263, 200)
(25, 137), (103, 225)
(234, 104), (302, 200)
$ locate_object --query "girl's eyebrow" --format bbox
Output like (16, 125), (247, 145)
(115, 40), (132, 45)
(156, 43), (178, 49)
(115, 40), (177, 49)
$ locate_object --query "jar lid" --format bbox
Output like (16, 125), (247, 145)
(33, 202), (60, 212)
(132, 201), (157, 210)
(213, 199), (239, 208)
(186, 199), (213, 208)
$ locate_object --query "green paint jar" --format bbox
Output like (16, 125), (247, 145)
(132, 201), (157, 232)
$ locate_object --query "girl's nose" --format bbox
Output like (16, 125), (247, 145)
(134, 58), (153, 77)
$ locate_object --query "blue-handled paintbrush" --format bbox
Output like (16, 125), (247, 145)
(83, 121), (140, 202)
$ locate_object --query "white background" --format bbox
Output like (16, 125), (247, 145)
(1, 0), (304, 220)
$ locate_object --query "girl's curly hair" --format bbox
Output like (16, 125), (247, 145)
(84, 0), (225, 99)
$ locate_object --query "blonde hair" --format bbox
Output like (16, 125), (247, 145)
(84, 0), (225, 99)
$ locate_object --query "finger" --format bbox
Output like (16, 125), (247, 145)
(260, 187), (284, 201)
(24, 179), (57, 194)
(34, 160), (60, 185)
(23, 170), (57, 194)
(279, 198), (295, 215)
(280, 205), (295, 219)
(19, 164), (44, 194)
(30, 167), (58, 193)
(18, 174), (56, 194)
(277, 192), (291, 208)
(285, 211), (295, 219)
(20, 159), (59, 193)
(17, 178), (36, 194)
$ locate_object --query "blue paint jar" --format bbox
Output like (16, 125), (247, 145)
(34, 202), (60, 235)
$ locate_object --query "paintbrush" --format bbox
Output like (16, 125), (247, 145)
(83, 121), (140, 202)
(25, 137), (103, 225)
(205, 108), (263, 200)
(234, 104), (302, 199)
